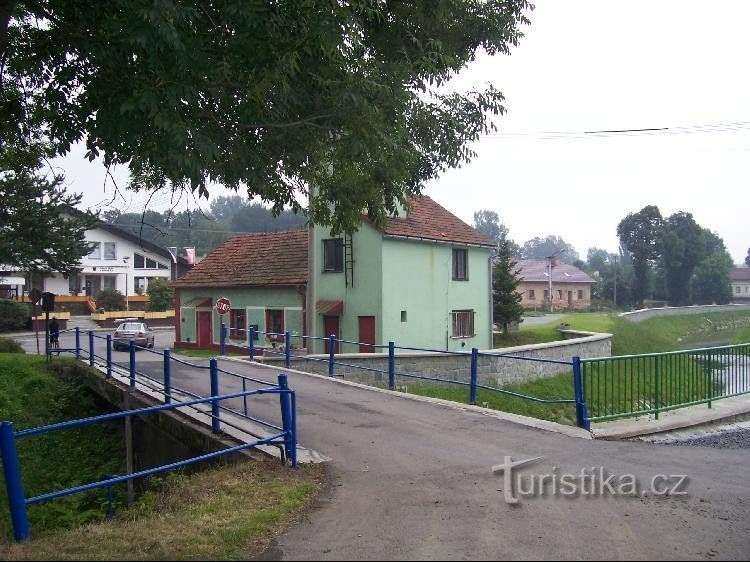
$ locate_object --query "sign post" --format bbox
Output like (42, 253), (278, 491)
(215, 297), (231, 316)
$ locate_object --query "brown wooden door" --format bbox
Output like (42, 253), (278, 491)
(323, 315), (340, 354)
(358, 316), (376, 353)
(198, 311), (212, 347)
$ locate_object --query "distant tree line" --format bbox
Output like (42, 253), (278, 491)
(474, 206), (735, 311)
(102, 196), (306, 258)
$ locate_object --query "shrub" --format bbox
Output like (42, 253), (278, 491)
(0, 337), (24, 353)
(146, 279), (174, 312)
(0, 299), (31, 332)
(95, 288), (125, 311)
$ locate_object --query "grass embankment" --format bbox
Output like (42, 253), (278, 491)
(416, 311), (750, 425)
(0, 352), (323, 559)
(3, 462), (322, 561)
(0, 353), (124, 538)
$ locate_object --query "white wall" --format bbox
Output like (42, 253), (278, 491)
(38, 226), (173, 298)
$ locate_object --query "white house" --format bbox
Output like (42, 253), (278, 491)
(6, 222), (189, 301)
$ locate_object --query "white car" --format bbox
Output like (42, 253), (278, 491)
(113, 321), (155, 351)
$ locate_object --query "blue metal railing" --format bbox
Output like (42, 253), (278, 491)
(219, 324), (585, 428)
(1, 374), (296, 542)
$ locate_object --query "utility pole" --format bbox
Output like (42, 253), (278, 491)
(547, 255), (553, 313)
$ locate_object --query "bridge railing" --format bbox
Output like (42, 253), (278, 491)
(581, 343), (750, 423)
(224, 325), (587, 429)
(0, 374), (296, 542)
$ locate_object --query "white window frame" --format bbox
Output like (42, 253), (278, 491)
(451, 310), (475, 339)
(103, 242), (117, 260)
(88, 242), (101, 259)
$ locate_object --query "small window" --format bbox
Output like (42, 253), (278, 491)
(134, 253), (145, 268)
(146, 257), (157, 269)
(544, 289), (549, 301)
(103, 276), (116, 290)
(557, 290), (563, 300)
(158, 262), (168, 270)
(88, 242), (101, 259)
(230, 309), (247, 340)
(103, 242), (117, 260)
(737, 287), (742, 294)
(323, 239), (344, 272)
(578, 289), (583, 300)
(452, 249), (468, 281)
(401, 310), (407, 322)
(529, 289), (536, 300)
(267, 309), (284, 335)
(451, 310), (475, 338)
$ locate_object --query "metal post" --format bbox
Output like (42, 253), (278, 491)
(129, 340), (136, 389)
(654, 357), (660, 420)
(220, 323), (226, 356)
(470, 348), (479, 405)
(248, 326), (255, 361)
(106, 335), (112, 379)
(242, 378), (248, 417)
(210, 358), (220, 432)
(0, 422), (30, 541)
(707, 349), (713, 409)
(88, 330), (95, 367)
(163, 349), (172, 404)
(388, 341), (396, 390)
(75, 327), (81, 359)
(278, 374), (297, 468)
(572, 356), (590, 430)
(328, 334), (335, 376)
(284, 331), (291, 368)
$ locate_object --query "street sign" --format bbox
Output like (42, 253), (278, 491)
(215, 297), (231, 315)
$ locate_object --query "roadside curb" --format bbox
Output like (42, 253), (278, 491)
(220, 356), (593, 440)
(590, 394), (750, 440)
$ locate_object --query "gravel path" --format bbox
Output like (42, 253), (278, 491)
(638, 420), (750, 450)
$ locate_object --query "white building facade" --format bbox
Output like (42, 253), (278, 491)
(9, 223), (184, 300)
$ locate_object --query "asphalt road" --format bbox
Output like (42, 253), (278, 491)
(10, 332), (750, 560)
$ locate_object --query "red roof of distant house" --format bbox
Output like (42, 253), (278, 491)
(731, 267), (750, 281)
(516, 260), (594, 284)
(173, 230), (308, 288)
(382, 196), (495, 247)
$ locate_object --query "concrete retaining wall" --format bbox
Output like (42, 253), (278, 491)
(267, 332), (613, 387)
(620, 304), (750, 323)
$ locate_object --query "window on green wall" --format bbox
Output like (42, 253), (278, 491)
(230, 309), (246, 340)
(323, 238), (344, 272)
(451, 310), (474, 338)
(452, 249), (468, 280)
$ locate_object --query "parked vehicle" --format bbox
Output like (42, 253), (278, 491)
(113, 320), (155, 351)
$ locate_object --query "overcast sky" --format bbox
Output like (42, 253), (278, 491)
(57, 0), (749, 263)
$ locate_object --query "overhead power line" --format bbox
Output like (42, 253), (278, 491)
(483, 120), (750, 140)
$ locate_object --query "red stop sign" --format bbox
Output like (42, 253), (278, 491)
(215, 297), (231, 315)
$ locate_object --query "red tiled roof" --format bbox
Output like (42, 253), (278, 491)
(516, 259), (594, 284)
(731, 267), (750, 281)
(382, 196), (495, 247)
(173, 230), (308, 288)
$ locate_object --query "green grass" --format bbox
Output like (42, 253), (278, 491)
(2, 461), (323, 560)
(0, 354), (125, 539)
(404, 374), (578, 425)
(458, 310), (750, 425)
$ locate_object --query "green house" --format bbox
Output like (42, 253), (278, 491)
(173, 197), (494, 353)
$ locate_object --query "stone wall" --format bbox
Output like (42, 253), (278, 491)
(268, 332), (613, 387)
(620, 304), (750, 323)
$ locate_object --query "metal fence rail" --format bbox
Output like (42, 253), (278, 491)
(581, 343), (750, 423)
(0, 375), (297, 542)
(224, 326), (584, 426)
